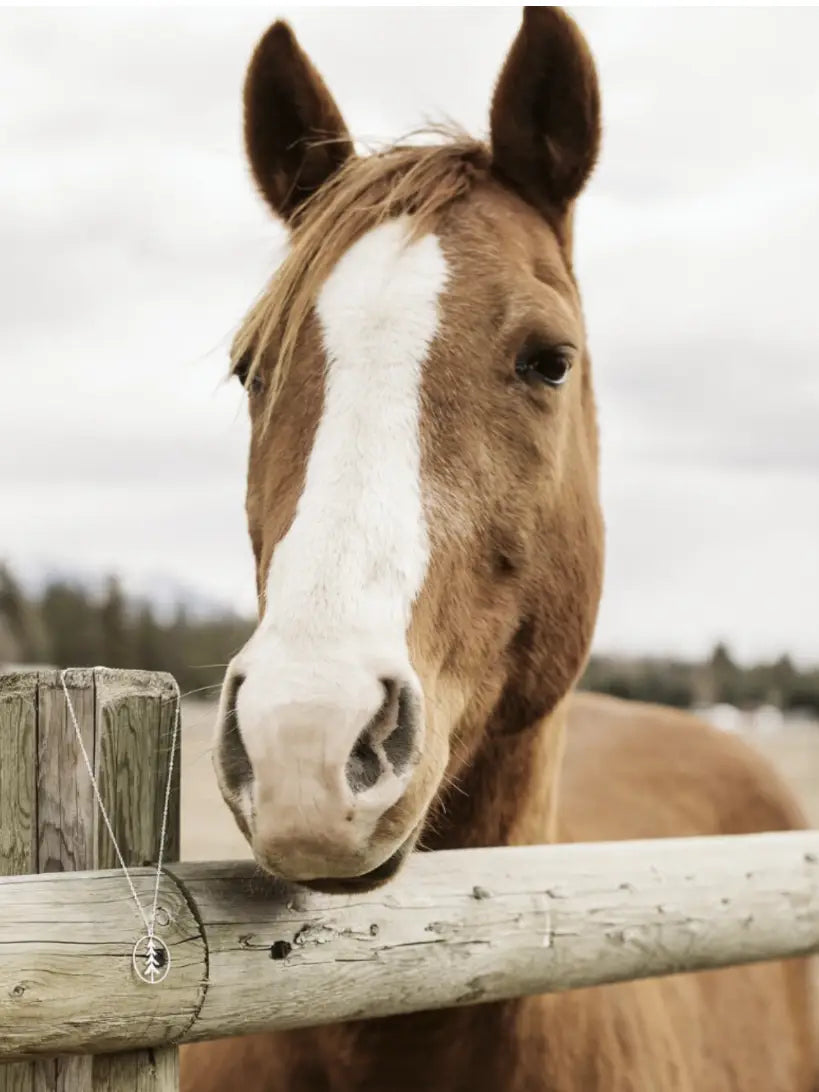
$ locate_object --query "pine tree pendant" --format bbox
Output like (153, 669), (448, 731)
(132, 934), (171, 984)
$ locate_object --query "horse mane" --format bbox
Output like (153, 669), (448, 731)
(231, 129), (490, 416)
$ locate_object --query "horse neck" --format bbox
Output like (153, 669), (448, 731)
(423, 697), (569, 852)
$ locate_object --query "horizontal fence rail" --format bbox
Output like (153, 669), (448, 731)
(2, 831), (819, 1061)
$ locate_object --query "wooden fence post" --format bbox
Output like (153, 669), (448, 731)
(0, 668), (181, 1091)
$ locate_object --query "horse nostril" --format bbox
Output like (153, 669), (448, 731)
(218, 673), (253, 793)
(345, 680), (419, 795)
(383, 684), (418, 776)
(347, 730), (382, 793)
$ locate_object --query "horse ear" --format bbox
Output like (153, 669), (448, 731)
(243, 21), (353, 221)
(490, 7), (601, 221)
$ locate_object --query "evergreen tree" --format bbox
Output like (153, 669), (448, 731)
(0, 564), (47, 662)
(40, 581), (100, 667)
(99, 576), (130, 668)
(134, 602), (163, 673)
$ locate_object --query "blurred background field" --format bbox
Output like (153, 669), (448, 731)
(752, 726), (819, 827)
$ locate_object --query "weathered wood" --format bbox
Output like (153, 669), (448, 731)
(0, 670), (181, 1090)
(0, 672), (37, 877)
(94, 670), (180, 871)
(91, 1050), (179, 1092)
(0, 1068), (34, 1092)
(36, 669), (95, 876)
(0, 672), (38, 1092)
(1, 830), (818, 1060)
(0, 868), (203, 1056)
(32, 669), (96, 1092)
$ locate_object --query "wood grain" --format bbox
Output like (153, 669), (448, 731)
(0, 670), (182, 1091)
(0, 671), (37, 877)
(94, 670), (180, 871)
(91, 1050), (179, 1092)
(32, 669), (95, 1092)
(0, 672), (38, 1092)
(36, 669), (95, 876)
(1, 830), (818, 1059)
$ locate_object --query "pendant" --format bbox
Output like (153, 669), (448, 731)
(132, 934), (171, 985)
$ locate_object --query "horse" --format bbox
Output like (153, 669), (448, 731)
(182, 9), (816, 1090)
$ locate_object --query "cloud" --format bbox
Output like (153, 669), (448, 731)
(1, 8), (817, 663)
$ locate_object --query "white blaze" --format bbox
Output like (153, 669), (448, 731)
(262, 217), (446, 651)
(230, 216), (448, 846)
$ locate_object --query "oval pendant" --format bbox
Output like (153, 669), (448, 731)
(132, 934), (171, 985)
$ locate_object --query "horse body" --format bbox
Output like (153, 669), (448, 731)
(183, 8), (816, 1089)
(185, 695), (815, 1091)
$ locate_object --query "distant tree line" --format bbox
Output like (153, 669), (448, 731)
(2, 563), (818, 715)
(0, 564), (252, 697)
(580, 644), (819, 717)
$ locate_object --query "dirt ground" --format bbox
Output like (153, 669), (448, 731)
(181, 701), (251, 862)
(750, 725), (819, 827)
(180, 701), (819, 861)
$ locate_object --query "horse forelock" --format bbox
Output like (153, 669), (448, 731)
(231, 131), (490, 421)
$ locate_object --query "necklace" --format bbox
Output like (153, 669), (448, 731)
(59, 669), (180, 985)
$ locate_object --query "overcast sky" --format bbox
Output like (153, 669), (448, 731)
(1, 7), (817, 665)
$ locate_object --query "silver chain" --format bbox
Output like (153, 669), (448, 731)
(59, 669), (180, 983)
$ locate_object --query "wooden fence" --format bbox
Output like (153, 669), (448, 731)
(2, 670), (819, 1090)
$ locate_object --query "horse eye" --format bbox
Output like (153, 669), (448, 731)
(515, 341), (574, 388)
(232, 351), (264, 395)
